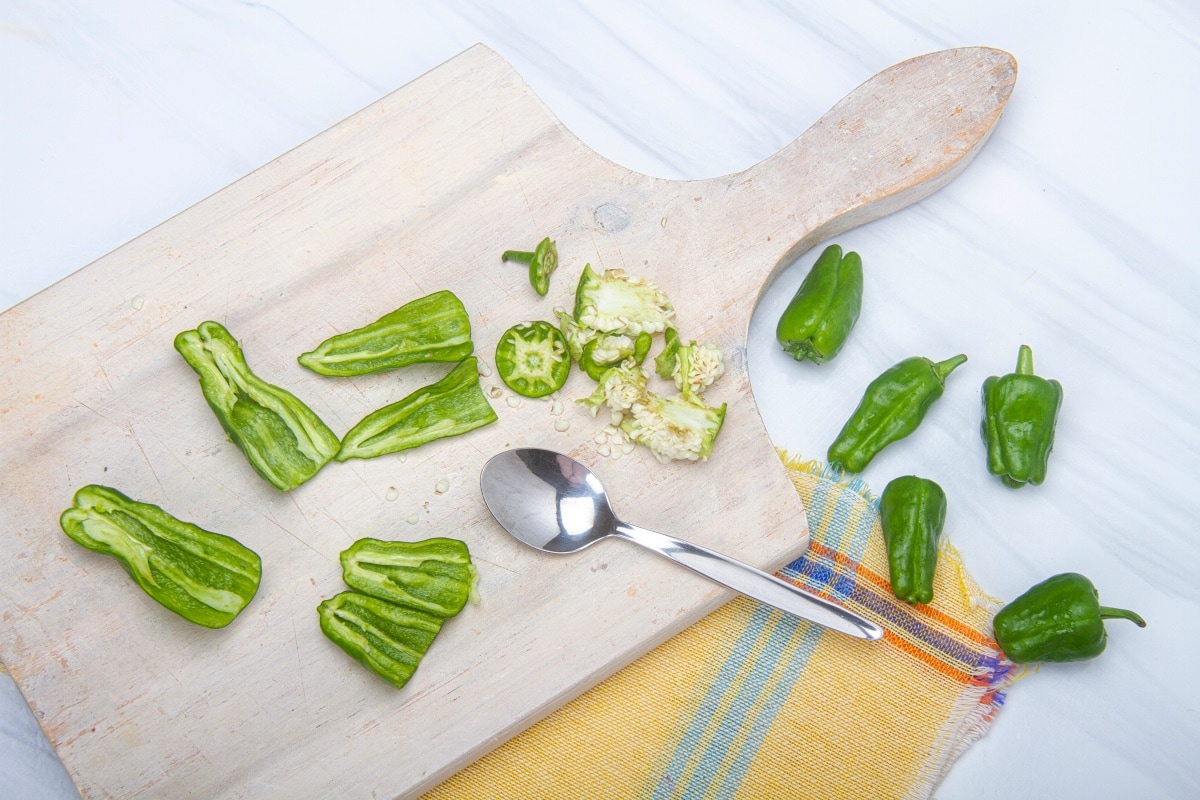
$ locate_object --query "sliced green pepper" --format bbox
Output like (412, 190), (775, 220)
(60, 485), (261, 629)
(318, 591), (443, 689)
(993, 573), (1145, 663)
(503, 237), (558, 296)
(337, 357), (496, 460)
(175, 321), (341, 491)
(776, 244), (863, 364)
(495, 321), (570, 397)
(579, 331), (652, 381)
(298, 290), (473, 377)
(654, 327), (682, 380)
(340, 537), (477, 618)
(879, 476), (946, 605)
(981, 344), (1063, 488)
(827, 353), (967, 473)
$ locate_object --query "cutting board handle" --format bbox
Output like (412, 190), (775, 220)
(729, 47), (1017, 282)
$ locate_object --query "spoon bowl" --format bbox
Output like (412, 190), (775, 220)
(480, 448), (884, 640)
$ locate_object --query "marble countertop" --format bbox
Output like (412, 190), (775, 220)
(3, 2), (1197, 798)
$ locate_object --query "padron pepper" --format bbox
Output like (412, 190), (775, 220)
(993, 572), (1145, 663)
(828, 353), (968, 473)
(298, 290), (474, 377)
(318, 591), (444, 690)
(340, 537), (478, 618)
(879, 475), (946, 605)
(337, 357), (496, 460)
(60, 485), (261, 628)
(981, 344), (1063, 488)
(775, 244), (863, 364)
(503, 237), (559, 296)
(175, 321), (341, 491)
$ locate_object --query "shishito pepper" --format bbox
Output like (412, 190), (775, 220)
(503, 237), (559, 296)
(828, 353), (968, 473)
(318, 591), (444, 689)
(775, 244), (863, 364)
(879, 475), (946, 605)
(60, 485), (261, 628)
(175, 321), (341, 491)
(993, 573), (1146, 663)
(340, 537), (478, 618)
(981, 344), (1063, 488)
(297, 290), (473, 377)
(337, 357), (496, 460)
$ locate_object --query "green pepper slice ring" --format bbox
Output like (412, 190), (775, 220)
(495, 321), (570, 398)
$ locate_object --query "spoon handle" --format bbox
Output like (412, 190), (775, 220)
(614, 523), (884, 641)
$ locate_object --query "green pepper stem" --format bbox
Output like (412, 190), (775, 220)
(1099, 606), (1147, 627)
(1016, 344), (1034, 375)
(932, 353), (968, 382)
(502, 250), (534, 264)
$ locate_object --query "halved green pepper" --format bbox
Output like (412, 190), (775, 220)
(298, 290), (474, 377)
(337, 357), (496, 460)
(993, 572), (1145, 663)
(776, 244), (863, 364)
(879, 475), (946, 605)
(60, 485), (261, 628)
(828, 353), (967, 473)
(340, 537), (478, 618)
(318, 591), (443, 689)
(175, 321), (341, 491)
(981, 344), (1063, 488)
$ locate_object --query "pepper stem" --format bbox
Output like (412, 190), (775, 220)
(1099, 605), (1147, 628)
(932, 353), (968, 382)
(502, 250), (534, 264)
(1015, 344), (1034, 375)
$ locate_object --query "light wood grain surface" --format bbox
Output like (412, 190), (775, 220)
(0, 45), (1013, 798)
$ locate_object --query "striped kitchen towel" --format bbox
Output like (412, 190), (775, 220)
(424, 455), (1017, 800)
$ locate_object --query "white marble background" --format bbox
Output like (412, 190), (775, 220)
(2, 1), (1197, 798)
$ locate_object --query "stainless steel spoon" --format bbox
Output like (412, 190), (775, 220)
(479, 448), (884, 641)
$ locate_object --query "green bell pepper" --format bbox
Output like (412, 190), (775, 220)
(775, 244), (863, 364)
(60, 485), (261, 628)
(175, 321), (341, 491)
(993, 572), (1145, 663)
(828, 353), (967, 473)
(298, 290), (474, 377)
(318, 591), (443, 689)
(879, 475), (946, 605)
(981, 344), (1063, 488)
(337, 357), (496, 460)
(340, 537), (478, 618)
(503, 237), (559, 296)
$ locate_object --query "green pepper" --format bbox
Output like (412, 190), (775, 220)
(340, 537), (478, 618)
(318, 591), (444, 689)
(879, 476), (946, 605)
(993, 573), (1145, 663)
(175, 321), (341, 491)
(495, 321), (571, 397)
(981, 344), (1063, 488)
(60, 485), (261, 628)
(503, 237), (559, 296)
(298, 290), (473, 377)
(580, 331), (652, 381)
(828, 353), (968, 473)
(775, 244), (863, 364)
(654, 327), (682, 380)
(337, 357), (496, 461)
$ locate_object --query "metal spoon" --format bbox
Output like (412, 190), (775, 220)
(479, 448), (884, 641)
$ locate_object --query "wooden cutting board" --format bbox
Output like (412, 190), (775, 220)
(0, 45), (1015, 798)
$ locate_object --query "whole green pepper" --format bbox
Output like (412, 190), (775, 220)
(318, 591), (443, 689)
(60, 485), (262, 628)
(879, 475), (946, 605)
(298, 290), (474, 377)
(337, 357), (497, 461)
(503, 237), (559, 296)
(340, 537), (478, 618)
(981, 344), (1063, 488)
(828, 353), (967, 473)
(775, 244), (863, 364)
(175, 321), (341, 492)
(993, 573), (1145, 663)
